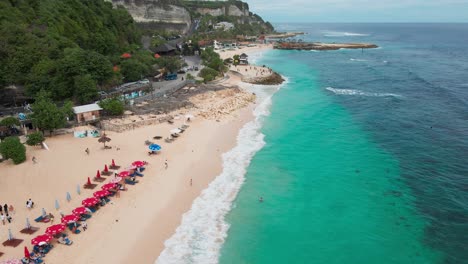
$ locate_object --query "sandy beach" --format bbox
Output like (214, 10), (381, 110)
(0, 44), (272, 263)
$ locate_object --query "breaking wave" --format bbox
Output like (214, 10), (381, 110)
(325, 87), (402, 98)
(155, 82), (284, 264)
(323, 31), (370, 37)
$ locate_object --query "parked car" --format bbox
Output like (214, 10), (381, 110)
(164, 73), (177, 81)
(138, 79), (150, 84)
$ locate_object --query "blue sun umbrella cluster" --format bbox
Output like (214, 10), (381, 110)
(149, 144), (162, 152)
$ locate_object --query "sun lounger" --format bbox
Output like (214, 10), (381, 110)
(34, 216), (44, 222)
(134, 171), (144, 177)
(125, 179), (138, 185)
(88, 207), (97, 213)
(153, 136), (162, 140)
(165, 138), (172, 143)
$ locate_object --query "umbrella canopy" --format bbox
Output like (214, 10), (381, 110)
(103, 165), (109, 172)
(66, 192), (72, 202)
(132, 161), (146, 167)
(96, 170), (101, 178)
(98, 135), (111, 147)
(61, 214), (79, 224)
(82, 197), (99, 207)
(55, 199), (60, 210)
(110, 177), (123, 184)
(46, 224), (65, 235)
(118, 171), (131, 177)
(148, 144), (161, 151)
(170, 128), (181, 134)
(101, 183), (117, 191)
(24, 246), (30, 259)
(31, 234), (53, 245)
(126, 165), (137, 170)
(72, 207), (89, 216)
(93, 190), (111, 198)
(0, 259), (22, 264)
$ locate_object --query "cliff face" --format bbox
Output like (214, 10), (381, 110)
(195, 4), (249, 17)
(106, 0), (192, 33)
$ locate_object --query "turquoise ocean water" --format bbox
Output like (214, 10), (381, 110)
(157, 24), (468, 264)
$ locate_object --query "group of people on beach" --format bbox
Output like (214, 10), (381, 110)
(0, 203), (14, 225)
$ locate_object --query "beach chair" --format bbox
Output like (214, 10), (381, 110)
(88, 207), (97, 213)
(34, 216), (44, 222)
(134, 171), (144, 177)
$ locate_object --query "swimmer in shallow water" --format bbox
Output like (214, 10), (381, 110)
(259, 197), (263, 202)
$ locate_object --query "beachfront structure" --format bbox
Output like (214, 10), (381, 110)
(73, 103), (102, 123)
(239, 53), (249, 65)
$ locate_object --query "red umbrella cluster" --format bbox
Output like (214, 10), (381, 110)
(61, 214), (79, 224)
(82, 197), (99, 207)
(45, 224), (65, 236)
(31, 234), (53, 246)
(72, 207), (89, 216)
(132, 161), (146, 167)
(101, 183), (117, 191)
(118, 171), (131, 178)
(93, 190), (110, 198)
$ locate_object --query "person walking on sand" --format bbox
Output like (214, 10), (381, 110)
(0, 213), (5, 225)
(26, 199), (34, 209)
(3, 204), (8, 214)
(82, 221), (87, 231)
(6, 214), (11, 224)
(32, 156), (37, 164)
(165, 160), (168, 169)
(48, 213), (54, 224)
(85, 148), (90, 155)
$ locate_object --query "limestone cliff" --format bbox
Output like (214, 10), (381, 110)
(106, 0), (192, 33)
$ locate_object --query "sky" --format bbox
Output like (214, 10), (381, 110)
(246, 0), (468, 23)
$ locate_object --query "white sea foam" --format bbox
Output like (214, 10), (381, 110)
(323, 31), (370, 37)
(350, 58), (368, 62)
(156, 81), (284, 264)
(325, 87), (401, 98)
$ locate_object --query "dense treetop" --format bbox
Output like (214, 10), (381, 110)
(0, 0), (141, 101)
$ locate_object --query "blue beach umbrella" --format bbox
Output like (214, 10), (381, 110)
(148, 144), (161, 152)
(76, 184), (81, 195)
(41, 208), (46, 217)
(66, 192), (71, 202)
(26, 218), (31, 229)
(55, 199), (60, 210)
(8, 228), (12, 240)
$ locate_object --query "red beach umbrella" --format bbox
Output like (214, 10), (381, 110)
(132, 161), (146, 167)
(96, 170), (101, 178)
(72, 207), (89, 216)
(111, 159), (116, 167)
(118, 171), (130, 178)
(93, 190), (110, 198)
(104, 165), (109, 172)
(87, 177), (91, 185)
(82, 197), (99, 207)
(101, 183), (117, 191)
(31, 234), (52, 246)
(61, 214), (79, 224)
(24, 246), (30, 259)
(45, 224), (65, 235)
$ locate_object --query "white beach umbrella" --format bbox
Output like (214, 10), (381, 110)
(170, 128), (182, 134)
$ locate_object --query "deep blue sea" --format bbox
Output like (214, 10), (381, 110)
(157, 24), (468, 264)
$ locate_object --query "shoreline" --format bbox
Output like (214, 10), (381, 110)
(0, 45), (275, 263)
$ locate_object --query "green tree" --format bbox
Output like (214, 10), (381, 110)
(155, 57), (182, 73)
(99, 98), (124, 116)
(0, 116), (20, 127)
(199, 67), (219, 82)
(0, 137), (26, 164)
(29, 90), (66, 135)
(120, 59), (149, 82)
(233, 54), (240, 66)
(62, 100), (74, 121)
(26, 131), (45, 146)
(74, 74), (98, 104)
